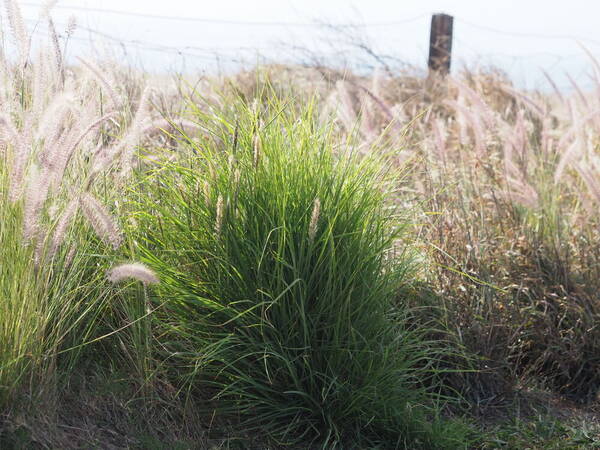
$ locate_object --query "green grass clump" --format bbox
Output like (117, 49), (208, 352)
(129, 95), (471, 448)
(0, 162), (110, 408)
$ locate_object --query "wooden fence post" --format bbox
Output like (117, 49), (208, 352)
(428, 13), (453, 75)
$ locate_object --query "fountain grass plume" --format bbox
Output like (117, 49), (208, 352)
(107, 263), (159, 285)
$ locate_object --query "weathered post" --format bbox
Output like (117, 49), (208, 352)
(428, 13), (453, 75)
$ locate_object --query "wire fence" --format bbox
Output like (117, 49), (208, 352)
(14, 2), (600, 91)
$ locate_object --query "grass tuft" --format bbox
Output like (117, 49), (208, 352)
(128, 93), (470, 448)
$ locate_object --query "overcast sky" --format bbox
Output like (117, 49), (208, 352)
(15, 0), (600, 91)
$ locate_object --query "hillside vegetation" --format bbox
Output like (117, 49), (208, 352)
(2, 2), (600, 448)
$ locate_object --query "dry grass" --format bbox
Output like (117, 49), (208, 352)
(3, 0), (600, 446)
(273, 63), (600, 406)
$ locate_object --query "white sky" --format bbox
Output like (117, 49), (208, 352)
(15, 0), (600, 90)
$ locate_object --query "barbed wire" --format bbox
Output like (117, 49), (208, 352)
(20, 2), (429, 28)
(18, 2), (600, 49)
(26, 18), (268, 63)
(16, 4), (600, 92)
(29, 17), (598, 66)
(456, 18), (600, 48)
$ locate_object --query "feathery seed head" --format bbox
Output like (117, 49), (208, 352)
(215, 194), (224, 236)
(202, 180), (211, 205)
(250, 98), (259, 117)
(50, 197), (79, 256)
(107, 263), (159, 285)
(22, 164), (51, 242)
(66, 15), (77, 36)
(252, 134), (261, 168)
(80, 193), (123, 249)
(308, 198), (321, 243)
